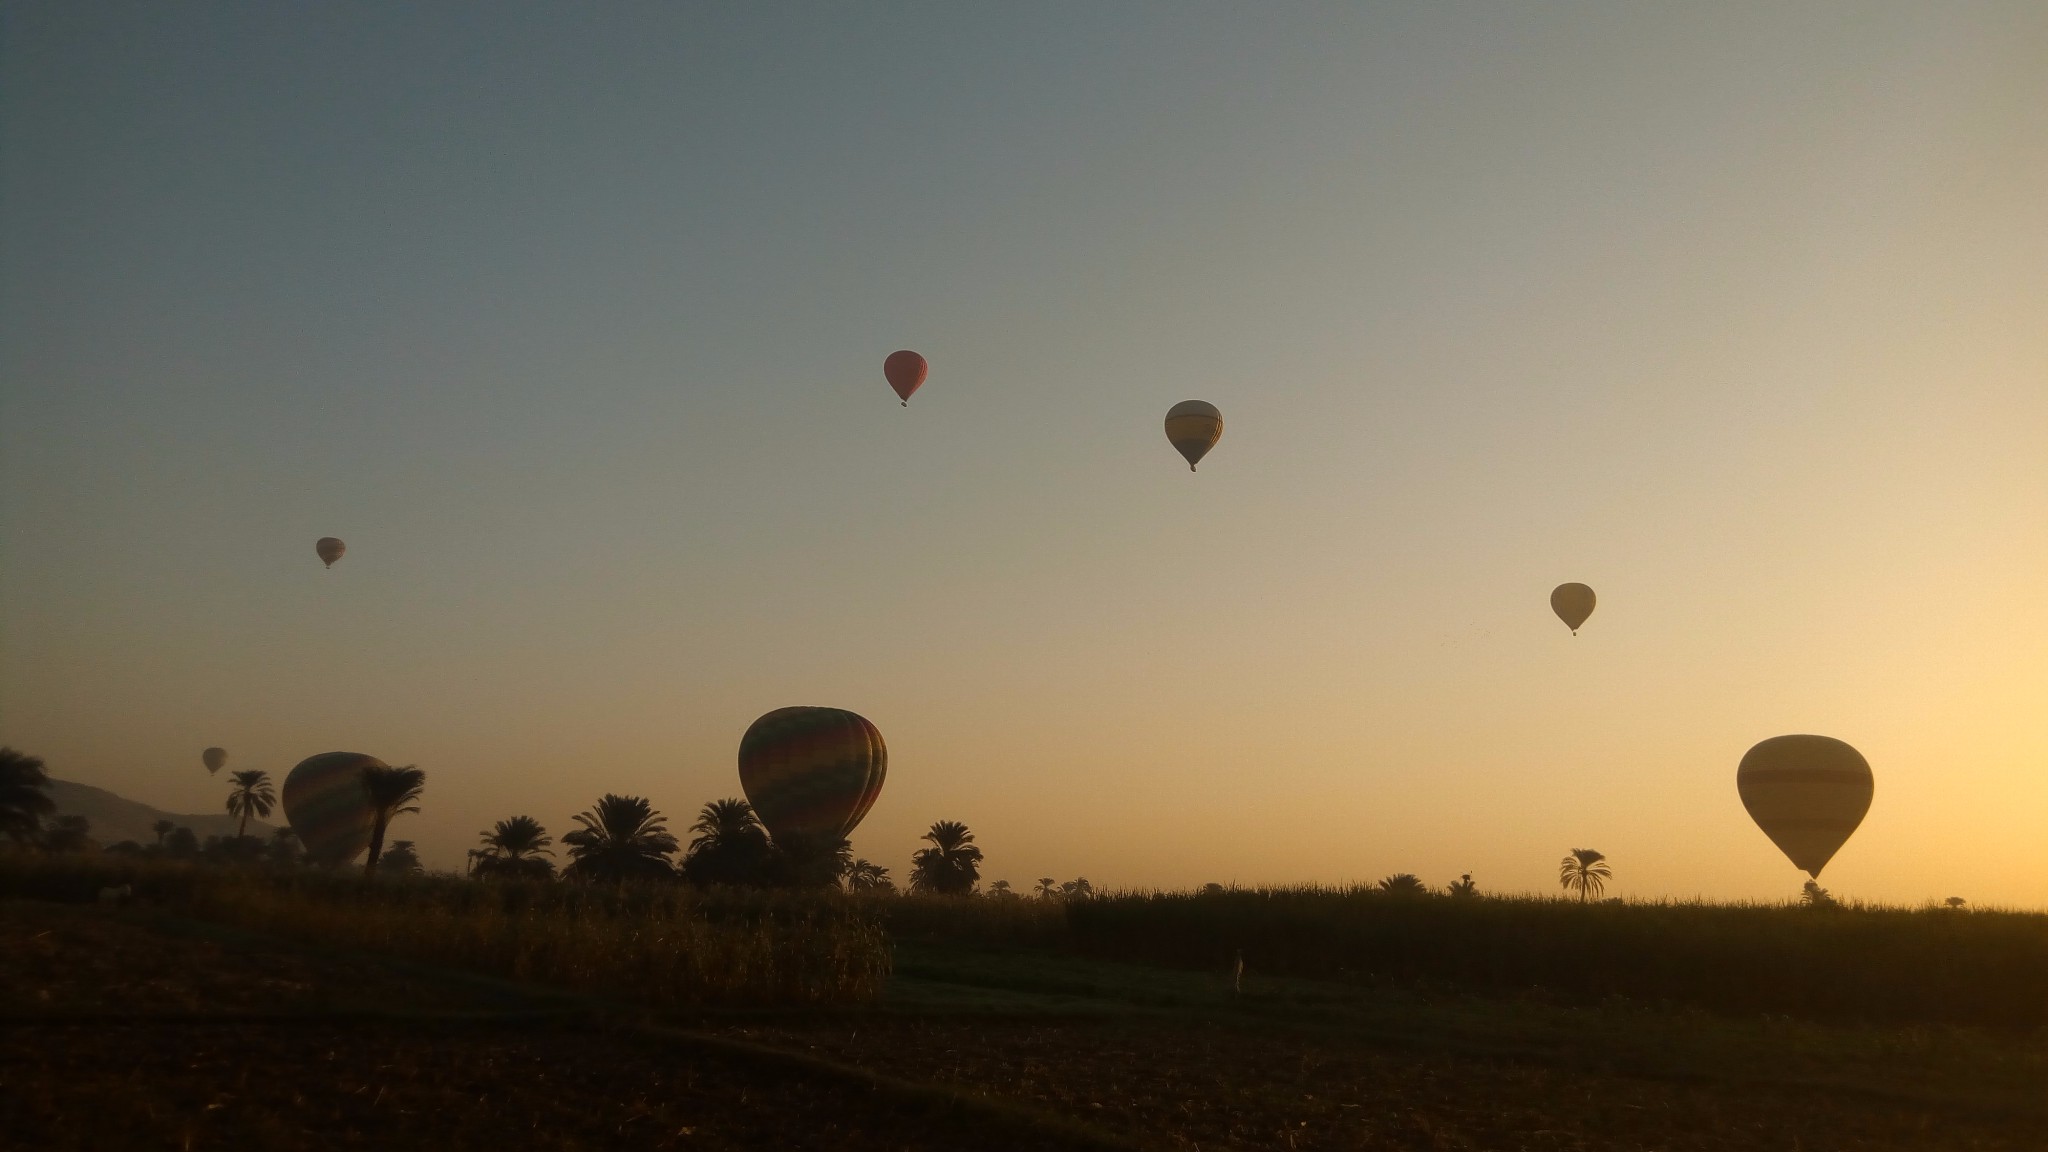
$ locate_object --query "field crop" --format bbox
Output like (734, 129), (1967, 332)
(1062, 886), (2048, 1028)
(0, 856), (889, 1008)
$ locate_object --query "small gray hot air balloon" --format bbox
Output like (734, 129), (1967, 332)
(1550, 583), (1596, 634)
(202, 747), (228, 775)
(1164, 401), (1222, 471)
(315, 537), (346, 568)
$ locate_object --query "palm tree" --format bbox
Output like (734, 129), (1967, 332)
(151, 819), (176, 848)
(474, 815), (555, 880)
(1558, 848), (1612, 903)
(844, 858), (893, 892)
(561, 794), (677, 883)
(909, 820), (983, 895)
(1377, 873), (1428, 897)
(1035, 877), (1059, 900)
(1446, 873), (1479, 899)
(679, 798), (772, 886)
(1801, 880), (1838, 908)
(988, 879), (1014, 899)
(224, 770), (276, 840)
(0, 747), (55, 845)
(360, 764), (427, 876)
(379, 840), (424, 875)
(1060, 877), (1094, 900)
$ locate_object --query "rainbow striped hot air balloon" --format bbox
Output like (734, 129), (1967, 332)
(737, 707), (886, 860)
(282, 751), (384, 866)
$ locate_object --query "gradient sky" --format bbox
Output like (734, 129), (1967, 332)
(4, 4), (2044, 905)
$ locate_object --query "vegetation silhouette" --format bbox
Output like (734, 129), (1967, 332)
(150, 819), (175, 848)
(472, 816), (554, 880)
(41, 814), (94, 854)
(1377, 873), (1428, 897)
(224, 770), (275, 840)
(562, 794), (677, 883)
(0, 747), (55, 844)
(909, 820), (982, 895)
(844, 858), (893, 892)
(1446, 873), (1479, 899)
(360, 764), (426, 877)
(681, 798), (772, 887)
(379, 840), (424, 875)
(1559, 848), (1611, 903)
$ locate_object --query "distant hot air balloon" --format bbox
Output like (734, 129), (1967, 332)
(737, 707), (886, 859)
(282, 751), (385, 866)
(316, 537), (346, 568)
(1164, 400), (1222, 471)
(1550, 583), (1596, 635)
(884, 350), (927, 406)
(201, 747), (228, 775)
(1737, 735), (1873, 878)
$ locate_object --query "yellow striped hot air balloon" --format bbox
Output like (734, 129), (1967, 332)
(1737, 735), (1872, 878)
(282, 751), (384, 866)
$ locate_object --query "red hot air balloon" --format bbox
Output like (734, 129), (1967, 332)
(738, 707), (886, 860)
(883, 350), (927, 406)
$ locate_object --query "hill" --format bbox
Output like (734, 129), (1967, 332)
(46, 779), (275, 847)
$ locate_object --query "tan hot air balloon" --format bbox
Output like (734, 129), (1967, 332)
(1164, 400), (1222, 472)
(1550, 583), (1596, 634)
(201, 747), (228, 775)
(315, 537), (345, 568)
(1737, 735), (1873, 878)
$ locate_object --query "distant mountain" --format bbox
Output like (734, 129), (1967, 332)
(46, 778), (276, 847)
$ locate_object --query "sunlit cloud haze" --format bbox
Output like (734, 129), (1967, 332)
(3, 4), (2043, 905)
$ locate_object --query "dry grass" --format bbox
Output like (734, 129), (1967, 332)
(0, 856), (890, 1008)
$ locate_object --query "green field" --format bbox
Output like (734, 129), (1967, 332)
(3, 861), (2043, 1150)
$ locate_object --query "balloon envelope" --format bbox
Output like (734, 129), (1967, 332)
(1550, 583), (1596, 634)
(883, 350), (927, 405)
(1164, 400), (1223, 471)
(201, 747), (227, 774)
(282, 751), (384, 866)
(737, 707), (886, 854)
(1737, 735), (1872, 878)
(315, 537), (346, 568)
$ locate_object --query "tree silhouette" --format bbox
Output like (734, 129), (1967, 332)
(360, 764), (427, 876)
(224, 770), (276, 840)
(562, 794), (677, 883)
(1376, 873), (1427, 897)
(474, 816), (555, 880)
(1558, 848), (1612, 903)
(988, 879), (1014, 899)
(165, 826), (199, 857)
(1035, 877), (1059, 900)
(1060, 877), (1094, 900)
(1446, 873), (1479, 899)
(379, 840), (424, 875)
(909, 820), (982, 895)
(267, 827), (302, 866)
(0, 747), (55, 845)
(844, 858), (893, 892)
(1801, 880), (1838, 908)
(151, 819), (176, 848)
(679, 798), (770, 887)
(1944, 896), (1967, 909)
(41, 814), (94, 854)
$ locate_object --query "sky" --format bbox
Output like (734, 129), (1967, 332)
(3, 3), (2043, 905)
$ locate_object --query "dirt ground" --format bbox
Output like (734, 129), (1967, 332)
(2, 902), (2041, 1151)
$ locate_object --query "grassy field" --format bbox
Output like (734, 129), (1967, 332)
(3, 860), (2043, 1149)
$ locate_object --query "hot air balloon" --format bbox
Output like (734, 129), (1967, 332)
(1737, 735), (1872, 878)
(1550, 583), (1596, 634)
(1164, 400), (1222, 471)
(282, 751), (385, 866)
(737, 707), (886, 860)
(201, 747), (228, 775)
(315, 537), (346, 568)
(884, 350), (927, 406)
